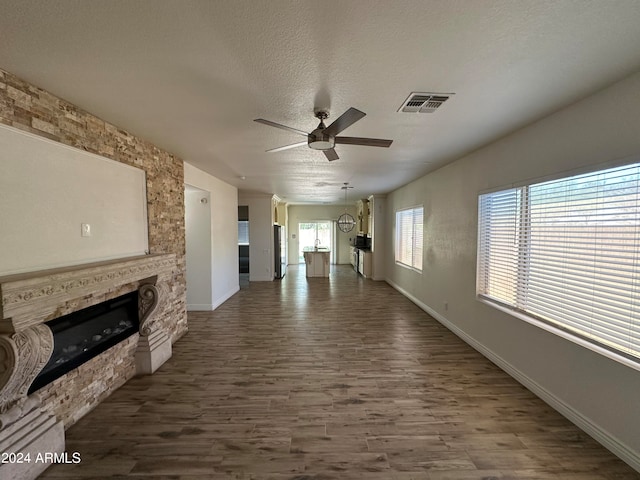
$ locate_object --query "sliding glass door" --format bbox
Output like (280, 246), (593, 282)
(298, 221), (332, 263)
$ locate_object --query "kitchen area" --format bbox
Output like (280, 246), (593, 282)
(286, 196), (381, 280)
(349, 198), (373, 278)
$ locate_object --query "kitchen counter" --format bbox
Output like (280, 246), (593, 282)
(303, 249), (330, 277)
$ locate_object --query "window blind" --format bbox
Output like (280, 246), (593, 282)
(478, 162), (640, 363)
(396, 206), (424, 271)
(238, 220), (249, 245)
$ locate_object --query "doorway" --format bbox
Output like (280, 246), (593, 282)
(238, 205), (249, 288)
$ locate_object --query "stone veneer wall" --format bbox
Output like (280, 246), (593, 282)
(41, 335), (139, 427)
(0, 68), (188, 427)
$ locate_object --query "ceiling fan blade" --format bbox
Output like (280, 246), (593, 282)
(254, 118), (309, 137)
(323, 148), (339, 161)
(335, 136), (393, 148)
(323, 107), (366, 136)
(266, 141), (307, 153)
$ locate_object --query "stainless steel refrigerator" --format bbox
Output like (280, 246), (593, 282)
(274, 225), (286, 279)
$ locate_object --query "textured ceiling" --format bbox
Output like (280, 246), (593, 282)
(2, 0), (640, 204)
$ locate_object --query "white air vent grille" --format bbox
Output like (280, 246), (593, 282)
(398, 92), (453, 113)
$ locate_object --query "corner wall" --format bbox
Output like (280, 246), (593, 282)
(185, 186), (213, 309)
(384, 71), (640, 469)
(184, 163), (239, 308)
(238, 192), (275, 281)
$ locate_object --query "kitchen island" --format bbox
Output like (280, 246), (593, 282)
(303, 248), (330, 277)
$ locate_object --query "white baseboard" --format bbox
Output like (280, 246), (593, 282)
(211, 285), (240, 310)
(385, 278), (640, 473)
(187, 285), (240, 312)
(186, 304), (214, 311)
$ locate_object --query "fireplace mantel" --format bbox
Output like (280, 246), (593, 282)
(0, 254), (176, 333)
(0, 254), (176, 480)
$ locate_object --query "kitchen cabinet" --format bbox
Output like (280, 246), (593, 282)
(349, 246), (357, 269)
(356, 199), (370, 235)
(358, 250), (372, 278)
(303, 249), (330, 277)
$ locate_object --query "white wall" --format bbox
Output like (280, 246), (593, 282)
(184, 163), (239, 309)
(287, 205), (358, 265)
(384, 71), (640, 470)
(237, 192), (274, 281)
(368, 194), (386, 280)
(184, 187), (212, 309)
(0, 124), (148, 276)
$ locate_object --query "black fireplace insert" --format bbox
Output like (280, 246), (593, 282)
(29, 291), (139, 393)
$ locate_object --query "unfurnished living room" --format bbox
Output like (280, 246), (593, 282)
(1, 1), (640, 479)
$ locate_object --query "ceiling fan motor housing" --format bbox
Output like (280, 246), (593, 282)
(308, 128), (335, 150)
(308, 111), (334, 150)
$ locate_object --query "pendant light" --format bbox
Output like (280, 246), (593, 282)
(337, 183), (356, 233)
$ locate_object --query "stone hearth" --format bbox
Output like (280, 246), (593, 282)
(0, 254), (176, 480)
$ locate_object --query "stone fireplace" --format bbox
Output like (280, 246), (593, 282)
(0, 254), (176, 480)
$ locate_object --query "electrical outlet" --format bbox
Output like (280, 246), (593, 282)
(81, 223), (91, 237)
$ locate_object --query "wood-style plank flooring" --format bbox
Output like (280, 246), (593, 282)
(41, 265), (639, 479)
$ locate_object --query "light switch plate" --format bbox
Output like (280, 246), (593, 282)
(81, 223), (91, 237)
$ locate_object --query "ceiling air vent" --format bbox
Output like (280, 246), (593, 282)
(398, 92), (453, 113)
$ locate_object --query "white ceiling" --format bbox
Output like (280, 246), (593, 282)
(2, 1), (640, 204)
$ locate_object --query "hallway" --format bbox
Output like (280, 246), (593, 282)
(41, 265), (638, 479)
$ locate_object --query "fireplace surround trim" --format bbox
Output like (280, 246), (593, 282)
(0, 253), (175, 480)
(0, 253), (176, 334)
(0, 253), (175, 414)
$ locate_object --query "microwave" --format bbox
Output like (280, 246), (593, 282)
(353, 235), (369, 248)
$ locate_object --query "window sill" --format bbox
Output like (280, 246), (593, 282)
(476, 295), (640, 373)
(395, 261), (422, 274)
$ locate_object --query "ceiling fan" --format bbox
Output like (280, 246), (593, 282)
(254, 107), (393, 161)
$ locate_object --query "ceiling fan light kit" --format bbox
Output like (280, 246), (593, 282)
(255, 107), (393, 161)
(307, 111), (334, 150)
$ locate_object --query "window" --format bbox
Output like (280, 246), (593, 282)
(477, 162), (640, 366)
(238, 220), (249, 245)
(396, 206), (424, 271)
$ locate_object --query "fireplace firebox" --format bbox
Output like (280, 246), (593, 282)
(28, 291), (139, 393)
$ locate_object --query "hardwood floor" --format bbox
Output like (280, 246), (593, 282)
(41, 265), (639, 479)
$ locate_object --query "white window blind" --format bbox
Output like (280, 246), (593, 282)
(396, 206), (424, 271)
(238, 220), (249, 245)
(478, 162), (640, 364)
